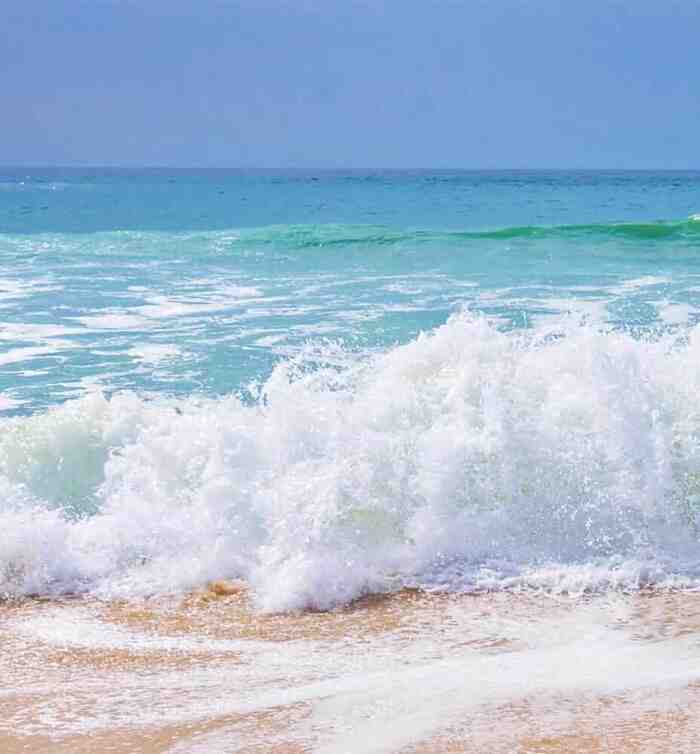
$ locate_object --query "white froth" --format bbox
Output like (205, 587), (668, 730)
(0, 345), (70, 366)
(657, 301), (696, 326)
(128, 344), (181, 365)
(0, 394), (24, 412)
(75, 312), (150, 330)
(3, 315), (700, 609)
(10, 607), (246, 654)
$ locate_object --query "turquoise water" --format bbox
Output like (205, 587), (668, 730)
(1, 169), (699, 414)
(2, 169), (700, 608)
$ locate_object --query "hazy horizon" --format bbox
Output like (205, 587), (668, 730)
(3, 165), (700, 172)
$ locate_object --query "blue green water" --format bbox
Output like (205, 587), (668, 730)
(3, 169), (700, 607)
(1, 169), (699, 415)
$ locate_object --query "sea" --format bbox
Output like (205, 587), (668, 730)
(3, 168), (700, 753)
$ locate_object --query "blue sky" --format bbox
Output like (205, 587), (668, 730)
(2, 1), (698, 168)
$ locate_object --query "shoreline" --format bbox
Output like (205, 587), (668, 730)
(4, 587), (700, 753)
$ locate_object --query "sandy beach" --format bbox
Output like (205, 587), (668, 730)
(4, 587), (700, 753)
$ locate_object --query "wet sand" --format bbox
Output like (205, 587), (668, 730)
(4, 587), (700, 753)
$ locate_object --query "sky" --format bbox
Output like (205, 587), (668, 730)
(2, 0), (699, 168)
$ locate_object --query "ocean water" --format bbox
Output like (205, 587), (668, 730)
(2, 168), (700, 610)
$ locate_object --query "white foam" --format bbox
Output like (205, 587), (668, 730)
(613, 275), (672, 293)
(0, 345), (69, 366)
(4, 315), (700, 609)
(75, 312), (150, 330)
(0, 323), (82, 341)
(0, 394), (24, 412)
(10, 607), (247, 655)
(253, 334), (289, 347)
(0, 277), (60, 303)
(657, 301), (696, 326)
(128, 344), (181, 365)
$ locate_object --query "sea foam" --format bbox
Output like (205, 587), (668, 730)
(3, 314), (700, 610)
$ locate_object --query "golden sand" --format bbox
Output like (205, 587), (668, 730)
(4, 586), (700, 753)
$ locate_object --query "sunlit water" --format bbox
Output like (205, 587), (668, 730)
(2, 169), (700, 752)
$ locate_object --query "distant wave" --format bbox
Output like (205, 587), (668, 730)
(234, 218), (700, 247)
(4, 218), (698, 250)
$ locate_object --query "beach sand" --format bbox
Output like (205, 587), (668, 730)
(4, 588), (700, 753)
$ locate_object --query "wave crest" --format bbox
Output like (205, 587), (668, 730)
(4, 315), (700, 609)
(232, 218), (700, 248)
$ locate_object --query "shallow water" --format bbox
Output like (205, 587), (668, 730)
(4, 590), (700, 753)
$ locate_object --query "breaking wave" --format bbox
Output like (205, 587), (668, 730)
(4, 314), (700, 610)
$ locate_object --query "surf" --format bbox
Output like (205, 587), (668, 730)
(3, 313), (700, 609)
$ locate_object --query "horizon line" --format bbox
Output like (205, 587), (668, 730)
(2, 165), (700, 172)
